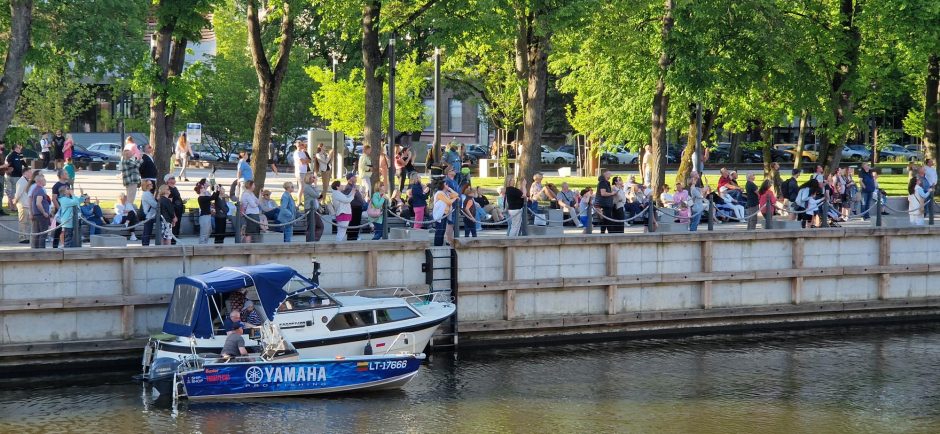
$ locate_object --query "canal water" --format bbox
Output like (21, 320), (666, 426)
(2, 323), (940, 433)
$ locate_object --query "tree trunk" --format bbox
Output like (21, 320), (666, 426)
(759, 122), (781, 194)
(676, 104), (696, 185)
(794, 110), (809, 170)
(516, 35), (548, 186)
(822, 0), (862, 175)
(362, 1), (383, 189)
(925, 54), (939, 162)
(247, 0), (294, 192)
(149, 19), (187, 186)
(650, 0), (674, 194)
(0, 0), (33, 142)
(730, 132), (741, 164)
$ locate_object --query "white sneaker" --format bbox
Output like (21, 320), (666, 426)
(129, 233), (138, 241)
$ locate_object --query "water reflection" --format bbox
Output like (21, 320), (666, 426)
(2, 323), (940, 433)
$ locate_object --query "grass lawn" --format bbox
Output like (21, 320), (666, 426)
(472, 173), (914, 197)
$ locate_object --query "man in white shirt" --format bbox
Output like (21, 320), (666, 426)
(40, 134), (51, 169)
(12, 168), (33, 243)
(925, 159), (938, 190)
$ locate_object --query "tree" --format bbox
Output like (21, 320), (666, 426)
(246, 0), (297, 192)
(16, 68), (95, 133)
(142, 0), (215, 185)
(0, 0), (32, 142)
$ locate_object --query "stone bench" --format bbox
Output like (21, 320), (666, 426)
(762, 220), (803, 230)
(873, 216), (913, 228)
(255, 232), (285, 243)
(90, 234), (128, 247)
(389, 228), (432, 241)
(527, 225), (564, 236)
(655, 222), (688, 233)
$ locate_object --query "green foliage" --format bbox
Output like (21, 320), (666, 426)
(307, 53), (430, 137)
(15, 68), (95, 133)
(3, 126), (34, 147)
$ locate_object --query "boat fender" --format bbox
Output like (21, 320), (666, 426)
(364, 335), (373, 355)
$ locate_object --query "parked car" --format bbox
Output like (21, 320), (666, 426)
(71, 144), (110, 162)
(540, 146), (575, 164)
(879, 144), (921, 161)
(85, 142), (123, 160)
(600, 146), (639, 165)
(192, 143), (238, 162)
(776, 143), (819, 162)
(556, 145), (576, 155)
(841, 144), (871, 162)
(465, 144), (489, 161)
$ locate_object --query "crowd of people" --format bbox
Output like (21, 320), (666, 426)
(3, 135), (939, 248)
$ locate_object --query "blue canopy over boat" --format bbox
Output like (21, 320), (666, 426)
(162, 264), (300, 338)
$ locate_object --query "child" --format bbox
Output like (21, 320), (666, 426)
(64, 158), (76, 184)
(578, 188), (594, 227)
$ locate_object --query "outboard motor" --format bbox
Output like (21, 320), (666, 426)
(145, 357), (179, 396)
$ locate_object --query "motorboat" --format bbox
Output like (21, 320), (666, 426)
(140, 263), (454, 386)
(141, 271), (425, 402)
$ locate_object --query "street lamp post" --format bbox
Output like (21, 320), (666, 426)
(433, 48), (442, 165)
(385, 34), (397, 240)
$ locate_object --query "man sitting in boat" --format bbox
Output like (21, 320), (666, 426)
(241, 300), (264, 327)
(221, 322), (249, 361)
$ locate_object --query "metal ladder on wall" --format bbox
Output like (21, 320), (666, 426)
(424, 246), (458, 351)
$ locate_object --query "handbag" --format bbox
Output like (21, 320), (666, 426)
(366, 198), (382, 218)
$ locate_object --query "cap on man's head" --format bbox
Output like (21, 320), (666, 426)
(792, 168), (801, 176)
(230, 321), (245, 331)
(164, 174), (175, 182)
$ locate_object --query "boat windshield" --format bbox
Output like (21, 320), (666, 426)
(165, 284), (200, 329)
(278, 279), (340, 312)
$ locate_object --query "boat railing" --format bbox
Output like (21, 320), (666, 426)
(384, 332), (418, 355)
(332, 286), (454, 305)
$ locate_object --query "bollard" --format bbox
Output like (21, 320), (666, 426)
(584, 200), (593, 234)
(875, 193), (882, 227)
(707, 197), (715, 231)
(764, 200), (773, 230)
(382, 203), (389, 239)
(929, 199), (935, 226)
(71, 207), (81, 247)
(306, 208), (316, 242)
(453, 198), (461, 240)
(646, 202), (656, 232)
(234, 202), (243, 243)
(520, 202), (529, 236)
(820, 200), (829, 228)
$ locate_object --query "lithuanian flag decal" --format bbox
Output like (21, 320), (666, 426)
(356, 361), (369, 372)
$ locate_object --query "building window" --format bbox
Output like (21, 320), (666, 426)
(448, 99), (463, 133)
(423, 99), (434, 131)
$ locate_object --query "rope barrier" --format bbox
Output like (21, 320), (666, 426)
(78, 214), (156, 231)
(596, 205), (651, 223)
(0, 219), (60, 236)
(239, 210), (307, 228)
(386, 208), (451, 225)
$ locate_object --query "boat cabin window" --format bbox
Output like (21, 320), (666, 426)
(376, 307), (419, 323)
(326, 310), (377, 331)
(278, 281), (338, 313)
(166, 284), (200, 327)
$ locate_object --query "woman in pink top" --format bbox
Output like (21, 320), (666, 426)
(63, 134), (74, 160)
(672, 182), (691, 223)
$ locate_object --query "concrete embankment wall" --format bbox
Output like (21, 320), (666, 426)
(2, 227), (940, 367)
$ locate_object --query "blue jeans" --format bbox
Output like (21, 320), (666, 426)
(861, 190), (872, 219)
(464, 220), (477, 237)
(283, 224), (293, 242)
(63, 227), (76, 247)
(372, 221), (384, 240)
(434, 219), (447, 246)
(689, 210), (702, 232)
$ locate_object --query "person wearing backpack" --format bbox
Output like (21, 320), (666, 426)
(781, 168), (801, 220)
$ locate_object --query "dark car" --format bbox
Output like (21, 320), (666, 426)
(465, 145), (488, 160)
(72, 144), (110, 162)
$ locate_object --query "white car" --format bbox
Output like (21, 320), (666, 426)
(601, 147), (639, 164)
(85, 143), (123, 160)
(541, 146), (576, 164)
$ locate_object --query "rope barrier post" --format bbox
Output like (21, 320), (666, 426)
(382, 202), (389, 240)
(707, 197), (715, 231)
(646, 201), (656, 232)
(929, 199), (935, 226)
(306, 209), (316, 242)
(584, 202), (593, 234)
(764, 199), (773, 230)
(875, 192), (882, 227)
(453, 203), (460, 240)
(520, 201), (529, 236)
(820, 199), (829, 228)
(71, 207), (81, 247)
(234, 202), (243, 243)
